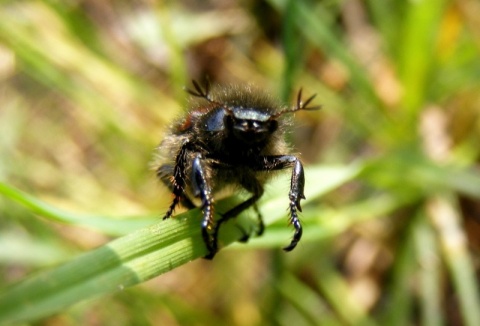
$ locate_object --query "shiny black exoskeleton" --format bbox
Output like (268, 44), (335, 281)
(154, 80), (319, 259)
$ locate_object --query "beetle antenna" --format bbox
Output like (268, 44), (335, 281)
(297, 89), (321, 111)
(272, 89), (321, 118)
(185, 78), (216, 103)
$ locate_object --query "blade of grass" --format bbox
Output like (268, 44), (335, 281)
(363, 150), (480, 200)
(315, 255), (377, 326)
(0, 232), (73, 265)
(398, 0), (447, 122)
(0, 164), (358, 324)
(380, 210), (422, 326)
(0, 2), (176, 132)
(268, 0), (394, 143)
(259, 163), (363, 226)
(0, 182), (157, 236)
(269, 0), (377, 102)
(0, 206), (239, 324)
(366, 0), (402, 54)
(280, 0), (301, 102)
(234, 193), (411, 250)
(427, 195), (480, 326)
(277, 272), (333, 325)
(0, 164), (361, 236)
(415, 213), (443, 326)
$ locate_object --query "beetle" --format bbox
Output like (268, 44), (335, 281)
(154, 80), (319, 259)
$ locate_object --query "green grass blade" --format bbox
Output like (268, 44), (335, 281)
(269, 0), (380, 107)
(427, 196), (480, 326)
(237, 192), (409, 250)
(381, 216), (417, 326)
(0, 182), (157, 236)
(415, 213), (443, 326)
(0, 207), (243, 324)
(277, 273), (333, 324)
(315, 256), (377, 326)
(0, 165), (358, 323)
(398, 0), (447, 121)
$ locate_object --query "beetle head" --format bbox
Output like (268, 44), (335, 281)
(224, 107), (278, 144)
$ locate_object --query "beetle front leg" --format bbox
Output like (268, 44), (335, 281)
(283, 159), (305, 251)
(252, 155), (306, 251)
(191, 154), (217, 259)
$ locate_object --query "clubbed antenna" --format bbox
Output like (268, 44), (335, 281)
(272, 88), (321, 118)
(296, 88), (321, 112)
(185, 79), (215, 103)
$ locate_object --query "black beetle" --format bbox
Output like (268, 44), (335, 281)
(154, 80), (319, 258)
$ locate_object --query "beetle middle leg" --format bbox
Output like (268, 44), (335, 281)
(212, 182), (264, 245)
(236, 203), (265, 242)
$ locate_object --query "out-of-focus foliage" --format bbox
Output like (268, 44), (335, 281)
(1, 0), (480, 325)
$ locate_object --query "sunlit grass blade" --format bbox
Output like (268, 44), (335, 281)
(277, 273), (333, 324)
(380, 215), (417, 326)
(398, 0), (446, 121)
(415, 214), (443, 326)
(427, 196), (480, 326)
(0, 208), (232, 324)
(0, 182), (157, 236)
(315, 255), (377, 326)
(0, 165), (357, 324)
(236, 193), (410, 250)
(258, 164), (363, 225)
(0, 232), (72, 266)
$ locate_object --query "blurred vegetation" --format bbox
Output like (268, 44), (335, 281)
(1, 0), (480, 325)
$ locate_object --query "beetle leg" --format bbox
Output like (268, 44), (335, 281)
(221, 183), (264, 221)
(234, 203), (264, 242)
(236, 225), (251, 243)
(191, 154), (216, 259)
(236, 203), (264, 243)
(157, 164), (196, 212)
(284, 159), (305, 251)
(253, 203), (265, 236)
(212, 183), (264, 245)
(158, 142), (191, 220)
(252, 155), (306, 251)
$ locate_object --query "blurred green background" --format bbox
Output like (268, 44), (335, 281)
(1, 0), (480, 325)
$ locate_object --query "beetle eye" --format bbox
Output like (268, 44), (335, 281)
(224, 113), (234, 129)
(269, 120), (278, 132)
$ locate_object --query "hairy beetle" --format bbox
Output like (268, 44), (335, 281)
(154, 80), (319, 258)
